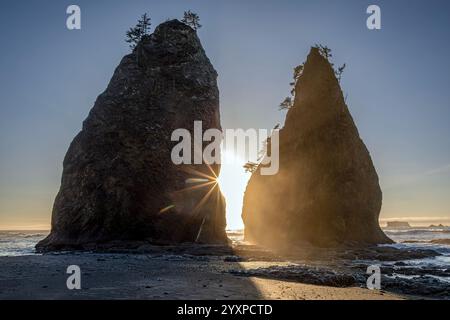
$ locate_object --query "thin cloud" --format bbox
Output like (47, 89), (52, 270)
(383, 162), (450, 190)
(424, 163), (450, 176)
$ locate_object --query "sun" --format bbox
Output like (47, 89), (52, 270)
(216, 150), (251, 230)
(174, 149), (251, 231)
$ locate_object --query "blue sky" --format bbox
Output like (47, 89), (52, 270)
(1, 0), (450, 229)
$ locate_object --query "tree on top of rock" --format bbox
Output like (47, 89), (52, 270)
(290, 64), (304, 95)
(314, 44), (347, 83)
(335, 63), (346, 82)
(125, 13), (152, 49)
(243, 162), (259, 173)
(279, 63), (304, 111)
(279, 96), (293, 110)
(315, 44), (333, 60)
(182, 10), (202, 30)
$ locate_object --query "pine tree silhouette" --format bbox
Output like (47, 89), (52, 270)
(181, 10), (202, 30)
(125, 13), (152, 49)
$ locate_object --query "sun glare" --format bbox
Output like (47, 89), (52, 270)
(217, 150), (251, 230)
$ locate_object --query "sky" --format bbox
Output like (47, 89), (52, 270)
(0, 0), (450, 230)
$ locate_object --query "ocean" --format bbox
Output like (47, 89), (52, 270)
(1, 228), (450, 270)
(381, 226), (450, 272)
(0, 230), (48, 256)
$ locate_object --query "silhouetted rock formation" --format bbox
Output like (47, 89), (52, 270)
(37, 20), (227, 251)
(242, 47), (392, 248)
(429, 224), (446, 228)
(386, 221), (411, 228)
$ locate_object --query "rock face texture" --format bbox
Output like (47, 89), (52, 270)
(242, 47), (392, 248)
(37, 20), (227, 251)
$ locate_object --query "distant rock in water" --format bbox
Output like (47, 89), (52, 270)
(242, 47), (392, 248)
(386, 221), (411, 229)
(37, 20), (227, 251)
(429, 224), (446, 228)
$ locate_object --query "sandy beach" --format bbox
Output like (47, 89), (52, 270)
(1, 229), (449, 300)
(0, 250), (402, 300)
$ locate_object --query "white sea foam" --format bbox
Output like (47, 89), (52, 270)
(0, 231), (47, 256)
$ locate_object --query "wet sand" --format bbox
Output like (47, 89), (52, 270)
(0, 251), (403, 300)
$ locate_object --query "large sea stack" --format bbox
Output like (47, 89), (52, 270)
(37, 20), (227, 251)
(242, 47), (392, 248)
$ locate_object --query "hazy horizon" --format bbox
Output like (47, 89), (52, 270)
(1, 217), (450, 231)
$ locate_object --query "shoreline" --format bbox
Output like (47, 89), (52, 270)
(0, 252), (404, 300)
(0, 229), (449, 300)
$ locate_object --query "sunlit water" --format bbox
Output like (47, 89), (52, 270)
(1, 228), (449, 271)
(381, 227), (450, 268)
(1, 227), (449, 286)
(0, 231), (48, 256)
(0, 230), (246, 256)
